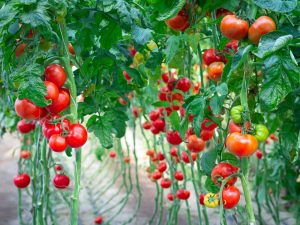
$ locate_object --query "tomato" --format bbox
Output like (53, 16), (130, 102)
(44, 81), (59, 102)
(222, 186), (240, 209)
(226, 132), (258, 157)
(201, 118), (218, 131)
(49, 134), (68, 152)
(44, 64), (67, 88)
(248, 16), (276, 44)
(254, 124), (269, 142)
(150, 126), (160, 135)
(47, 88), (70, 114)
(207, 62), (224, 81)
(151, 171), (162, 180)
(17, 119), (36, 133)
(118, 97), (127, 105)
(167, 78), (177, 91)
(193, 82), (201, 94)
(15, 43), (26, 58)
(129, 45), (136, 57)
(269, 134), (278, 141)
(55, 164), (63, 171)
(228, 120), (242, 133)
(170, 147), (178, 157)
(20, 150), (32, 159)
(216, 8), (233, 18)
(220, 15), (249, 40)
(211, 162), (239, 186)
(149, 110), (160, 121)
(203, 49), (224, 66)
(169, 92), (183, 103)
(53, 174), (70, 189)
(142, 121), (152, 130)
(185, 127), (195, 139)
(161, 73), (170, 83)
(204, 193), (219, 208)
(94, 216), (103, 224)
(156, 152), (165, 161)
(176, 77), (191, 92)
(176, 189), (190, 200)
(68, 43), (75, 55)
(181, 151), (197, 163)
(158, 87), (170, 101)
(230, 105), (243, 124)
(15, 98), (44, 120)
(256, 150), (263, 159)
(132, 107), (141, 118)
(166, 130), (182, 145)
(186, 135), (205, 153)
(152, 119), (166, 132)
(201, 129), (214, 141)
(123, 71), (131, 81)
(174, 171), (184, 181)
(199, 194), (205, 205)
(165, 9), (189, 32)
(224, 40), (239, 54)
(167, 193), (174, 201)
(66, 124), (88, 148)
(14, 173), (31, 188)
(109, 151), (117, 158)
(146, 149), (155, 157)
(157, 161), (167, 173)
(124, 156), (130, 163)
(160, 178), (172, 189)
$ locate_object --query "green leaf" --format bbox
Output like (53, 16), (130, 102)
(253, 0), (297, 13)
(156, 0), (186, 21)
(204, 177), (220, 194)
(106, 110), (128, 138)
(0, 4), (17, 27)
(164, 35), (181, 64)
(65, 147), (72, 157)
(169, 111), (180, 130)
(19, 2), (50, 28)
(201, 149), (218, 176)
(186, 95), (205, 135)
(100, 22), (122, 49)
(152, 101), (170, 107)
(221, 152), (239, 167)
(132, 26), (152, 46)
(260, 53), (300, 111)
(179, 115), (189, 139)
(122, 67), (146, 87)
(254, 32), (293, 58)
(210, 83), (228, 115)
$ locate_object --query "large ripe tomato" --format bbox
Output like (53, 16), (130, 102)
(165, 9), (189, 32)
(17, 119), (36, 133)
(176, 189), (190, 200)
(222, 186), (240, 209)
(160, 178), (172, 189)
(226, 132), (258, 157)
(211, 162), (239, 186)
(15, 43), (26, 58)
(207, 62), (224, 81)
(44, 81), (59, 102)
(44, 64), (67, 88)
(220, 15), (249, 40)
(14, 173), (31, 188)
(203, 49), (224, 65)
(176, 77), (191, 92)
(53, 174), (70, 189)
(166, 130), (182, 145)
(66, 123), (88, 148)
(46, 88), (70, 114)
(49, 134), (68, 152)
(15, 98), (44, 120)
(248, 16), (276, 44)
(186, 134), (205, 153)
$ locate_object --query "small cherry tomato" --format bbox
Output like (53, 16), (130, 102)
(157, 161), (167, 173)
(53, 174), (70, 189)
(166, 130), (182, 145)
(17, 120), (36, 134)
(256, 150), (263, 159)
(151, 171), (163, 180)
(186, 135), (205, 153)
(181, 151), (197, 163)
(176, 77), (191, 92)
(165, 8), (189, 32)
(20, 150), (32, 159)
(199, 193), (205, 205)
(167, 193), (174, 201)
(203, 49), (224, 66)
(49, 134), (68, 152)
(94, 216), (103, 224)
(109, 151), (117, 158)
(15, 98), (44, 120)
(174, 171), (184, 181)
(66, 124), (88, 148)
(44, 81), (59, 102)
(160, 178), (172, 189)
(176, 189), (190, 200)
(14, 173), (31, 188)
(142, 121), (152, 130)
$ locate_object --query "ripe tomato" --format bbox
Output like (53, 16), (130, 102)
(151, 171), (162, 180)
(166, 130), (182, 145)
(211, 162), (239, 186)
(207, 62), (224, 81)
(167, 193), (174, 201)
(150, 126), (160, 135)
(193, 82), (201, 94)
(149, 110), (160, 121)
(167, 78), (177, 91)
(204, 193), (219, 208)
(224, 40), (239, 54)
(170, 147), (178, 157)
(146, 149), (155, 157)
(216, 8), (233, 18)
(44, 64), (67, 88)
(156, 152), (165, 161)
(14, 173), (31, 188)
(49, 134), (68, 152)
(228, 120), (242, 133)
(248, 16), (276, 44)
(123, 71), (131, 81)
(68, 43), (75, 55)
(203, 49), (224, 66)
(15, 98), (44, 120)
(186, 135), (205, 153)
(181, 151), (197, 163)
(66, 124), (88, 148)
(199, 194), (205, 205)
(185, 127), (195, 139)
(254, 124), (269, 141)
(230, 105), (244, 124)
(269, 134), (278, 141)
(94, 216), (103, 224)
(200, 129), (214, 141)
(17, 119), (36, 133)
(176, 77), (191, 92)
(152, 119), (166, 132)
(176, 189), (190, 200)
(226, 132), (258, 157)
(118, 97), (127, 105)
(256, 150), (263, 159)
(20, 150), (32, 159)
(201, 118), (218, 131)
(174, 171), (184, 181)
(220, 15), (249, 40)
(44, 81), (59, 101)
(222, 186), (240, 209)
(109, 151), (117, 158)
(161, 73), (170, 83)
(55, 164), (63, 171)
(124, 156), (130, 163)
(158, 87), (170, 101)
(165, 9), (189, 32)
(15, 43), (26, 58)
(160, 178), (172, 189)
(157, 161), (167, 173)
(53, 174), (70, 189)
(47, 88), (70, 113)
(142, 121), (152, 130)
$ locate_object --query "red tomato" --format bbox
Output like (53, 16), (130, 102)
(176, 77), (191, 92)
(132, 107), (140, 118)
(149, 110), (160, 121)
(44, 81), (59, 101)
(185, 127), (195, 139)
(109, 150), (117, 158)
(53, 174), (70, 189)
(176, 189), (190, 200)
(165, 9), (189, 32)
(269, 134), (278, 141)
(166, 130), (182, 145)
(224, 40), (239, 53)
(15, 43), (26, 58)
(220, 15), (249, 40)
(222, 186), (240, 209)
(161, 73), (170, 83)
(167, 78), (177, 91)
(17, 120), (36, 133)
(44, 64), (67, 88)
(193, 82), (201, 94)
(46, 88), (70, 114)
(152, 119), (166, 132)
(150, 126), (160, 135)
(158, 87), (170, 101)
(256, 150), (263, 159)
(20, 150), (32, 159)
(157, 161), (167, 173)
(146, 149), (155, 157)
(142, 121), (152, 130)
(226, 132), (258, 157)
(201, 118), (218, 131)
(160, 178), (172, 189)
(66, 124), (88, 148)
(167, 193), (174, 201)
(181, 151), (197, 163)
(14, 173), (31, 188)
(203, 49), (224, 65)
(199, 194), (205, 205)
(174, 171), (184, 181)
(211, 162), (239, 186)
(94, 216), (103, 224)
(15, 98), (44, 120)
(170, 147), (178, 157)
(228, 120), (242, 133)
(118, 97), (127, 105)
(55, 164), (63, 171)
(248, 16), (276, 44)
(207, 62), (225, 81)
(156, 152), (165, 161)
(216, 8), (233, 18)
(123, 71), (131, 81)
(68, 43), (75, 55)
(200, 129), (214, 141)
(124, 156), (130, 163)
(151, 171), (162, 180)
(186, 135), (205, 153)
(49, 134), (68, 152)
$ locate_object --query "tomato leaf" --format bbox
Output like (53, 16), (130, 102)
(65, 147), (72, 157)
(164, 35), (181, 64)
(186, 95), (206, 136)
(0, 4), (17, 27)
(221, 152), (240, 167)
(156, 0), (186, 21)
(106, 110), (128, 138)
(210, 83), (228, 115)
(100, 22), (122, 49)
(204, 177), (220, 194)
(169, 111), (180, 130)
(132, 26), (152, 46)
(201, 149), (218, 176)
(253, 0), (297, 13)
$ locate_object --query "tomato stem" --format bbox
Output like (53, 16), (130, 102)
(240, 173), (256, 224)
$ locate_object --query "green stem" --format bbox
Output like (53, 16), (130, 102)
(240, 174), (256, 225)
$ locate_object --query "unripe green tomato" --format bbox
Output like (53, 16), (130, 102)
(254, 124), (269, 141)
(230, 105), (244, 124)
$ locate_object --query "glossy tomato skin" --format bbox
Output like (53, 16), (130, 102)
(20, 150), (32, 159)
(226, 132), (258, 157)
(203, 49), (224, 65)
(150, 126), (160, 135)
(47, 88), (70, 114)
(53, 174), (70, 189)
(14, 173), (31, 188)
(157, 161), (167, 173)
(222, 186), (240, 209)
(248, 16), (276, 44)
(66, 124), (88, 148)
(17, 120), (36, 133)
(174, 171), (184, 181)
(49, 134), (68, 152)
(151, 171), (162, 180)
(142, 121), (152, 130)
(152, 119), (166, 132)
(228, 120), (242, 133)
(211, 162), (239, 186)
(15, 99), (44, 120)
(165, 9), (189, 32)
(170, 147), (178, 157)
(181, 151), (197, 163)
(208, 62), (225, 81)
(149, 110), (160, 121)
(220, 15), (249, 40)
(186, 135), (205, 153)
(256, 150), (263, 159)
(94, 216), (103, 224)
(167, 193), (174, 201)
(160, 178), (172, 188)
(176, 189), (190, 200)
(176, 77), (191, 92)
(199, 194), (205, 205)
(55, 164), (63, 171)
(44, 81), (59, 101)
(166, 130), (182, 145)
(109, 151), (117, 158)
(45, 64), (67, 88)
(200, 129), (214, 141)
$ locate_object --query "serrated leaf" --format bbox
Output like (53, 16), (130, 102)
(201, 149), (218, 176)
(254, 0), (297, 13)
(106, 110), (128, 138)
(156, 0), (186, 21)
(132, 26), (152, 46)
(164, 35), (181, 64)
(0, 4), (17, 27)
(210, 83), (228, 115)
(169, 111), (180, 130)
(186, 95), (205, 135)
(100, 22), (122, 49)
